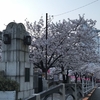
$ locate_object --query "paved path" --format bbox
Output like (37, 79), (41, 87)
(88, 87), (100, 100)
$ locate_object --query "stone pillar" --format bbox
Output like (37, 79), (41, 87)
(0, 22), (34, 99)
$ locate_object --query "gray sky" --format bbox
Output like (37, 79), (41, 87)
(0, 0), (100, 31)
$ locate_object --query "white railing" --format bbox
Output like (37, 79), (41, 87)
(82, 78), (95, 97)
(26, 83), (65, 100)
(26, 81), (95, 100)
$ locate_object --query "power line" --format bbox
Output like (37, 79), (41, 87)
(53, 0), (99, 17)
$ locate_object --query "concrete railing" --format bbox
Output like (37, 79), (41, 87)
(65, 82), (94, 100)
(26, 83), (65, 100)
(26, 82), (95, 100)
(82, 82), (94, 97)
(65, 83), (83, 100)
(65, 83), (76, 100)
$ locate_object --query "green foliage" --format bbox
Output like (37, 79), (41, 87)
(18, 99), (22, 100)
(0, 76), (19, 91)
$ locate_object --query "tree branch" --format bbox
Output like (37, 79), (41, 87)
(48, 55), (62, 69)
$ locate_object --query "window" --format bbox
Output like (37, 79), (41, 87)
(25, 68), (30, 82)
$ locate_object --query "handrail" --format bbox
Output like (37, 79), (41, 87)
(39, 84), (63, 98)
(25, 95), (36, 100)
(26, 82), (95, 100)
(27, 83), (65, 100)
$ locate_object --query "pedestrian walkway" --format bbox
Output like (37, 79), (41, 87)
(88, 87), (100, 100)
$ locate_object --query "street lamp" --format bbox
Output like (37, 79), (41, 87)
(3, 34), (11, 44)
(24, 35), (31, 45)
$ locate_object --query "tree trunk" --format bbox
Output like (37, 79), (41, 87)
(74, 72), (79, 83)
(63, 74), (66, 83)
(65, 69), (69, 83)
(80, 73), (82, 83)
(75, 77), (77, 83)
(45, 71), (47, 80)
(80, 77), (82, 83)
(61, 66), (66, 83)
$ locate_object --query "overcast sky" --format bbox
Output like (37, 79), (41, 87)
(0, 0), (100, 31)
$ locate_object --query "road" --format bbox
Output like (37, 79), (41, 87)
(88, 87), (100, 100)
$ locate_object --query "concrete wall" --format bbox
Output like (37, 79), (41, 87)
(0, 22), (34, 99)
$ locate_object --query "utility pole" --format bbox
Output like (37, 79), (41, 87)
(45, 13), (48, 80)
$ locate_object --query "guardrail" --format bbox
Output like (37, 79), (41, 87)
(26, 95), (36, 100)
(26, 82), (95, 100)
(65, 83), (76, 100)
(65, 82), (94, 100)
(82, 82), (94, 97)
(26, 83), (65, 100)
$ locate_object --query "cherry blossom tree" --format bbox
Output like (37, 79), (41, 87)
(25, 15), (99, 80)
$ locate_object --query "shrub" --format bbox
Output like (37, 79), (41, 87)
(0, 76), (19, 91)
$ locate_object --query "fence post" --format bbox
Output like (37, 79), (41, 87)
(35, 94), (40, 100)
(60, 83), (65, 100)
(86, 79), (88, 94)
(82, 78), (84, 97)
(74, 83), (77, 100)
(92, 76), (94, 88)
